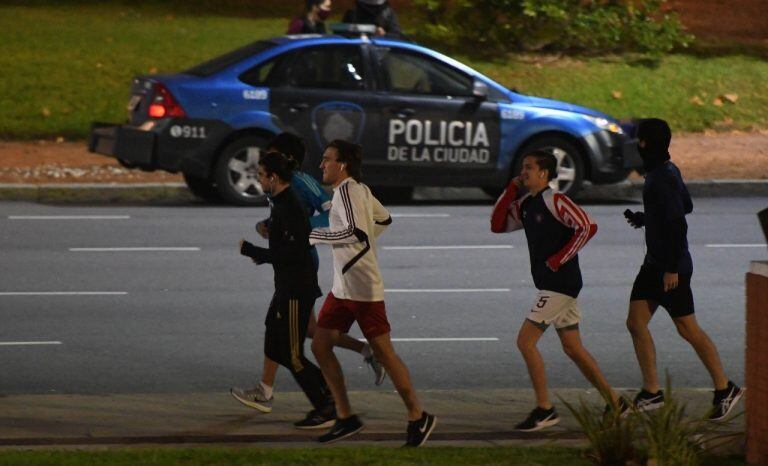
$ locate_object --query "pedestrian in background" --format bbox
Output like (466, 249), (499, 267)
(342, 0), (402, 37)
(288, 0), (332, 34)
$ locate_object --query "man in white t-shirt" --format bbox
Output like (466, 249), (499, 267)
(309, 140), (436, 447)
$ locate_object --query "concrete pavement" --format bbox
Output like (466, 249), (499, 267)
(0, 388), (743, 447)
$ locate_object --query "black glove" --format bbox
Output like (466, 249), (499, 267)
(623, 209), (645, 228)
(240, 240), (259, 258)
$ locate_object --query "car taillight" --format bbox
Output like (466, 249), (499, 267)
(148, 83), (186, 119)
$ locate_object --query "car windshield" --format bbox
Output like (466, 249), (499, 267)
(185, 40), (277, 77)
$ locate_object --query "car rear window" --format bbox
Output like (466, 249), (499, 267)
(185, 41), (277, 77)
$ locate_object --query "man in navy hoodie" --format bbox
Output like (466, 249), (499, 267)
(624, 118), (743, 421)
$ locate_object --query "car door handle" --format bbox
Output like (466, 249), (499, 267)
(390, 107), (415, 118)
(288, 103), (309, 113)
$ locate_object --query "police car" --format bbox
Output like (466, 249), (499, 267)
(89, 25), (641, 205)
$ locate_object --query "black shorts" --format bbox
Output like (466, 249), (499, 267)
(630, 264), (694, 318)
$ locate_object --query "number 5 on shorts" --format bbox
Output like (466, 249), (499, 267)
(536, 295), (549, 309)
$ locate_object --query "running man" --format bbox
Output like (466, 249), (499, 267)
(309, 140), (436, 446)
(237, 152), (335, 429)
(491, 150), (625, 432)
(624, 118), (743, 420)
(231, 133), (385, 416)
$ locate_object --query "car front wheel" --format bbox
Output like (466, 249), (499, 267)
(214, 136), (269, 206)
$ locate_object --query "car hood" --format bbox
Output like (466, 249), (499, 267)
(519, 95), (612, 120)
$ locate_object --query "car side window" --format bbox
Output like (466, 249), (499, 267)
(377, 48), (473, 97)
(287, 46), (366, 91)
(239, 53), (290, 87)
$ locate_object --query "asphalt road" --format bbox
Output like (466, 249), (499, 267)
(0, 198), (765, 395)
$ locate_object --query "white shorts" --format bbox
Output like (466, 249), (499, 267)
(526, 290), (581, 330)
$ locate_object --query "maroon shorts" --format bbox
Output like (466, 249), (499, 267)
(317, 292), (391, 341)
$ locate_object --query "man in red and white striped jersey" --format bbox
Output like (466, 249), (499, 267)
(491, 150), (625, 432)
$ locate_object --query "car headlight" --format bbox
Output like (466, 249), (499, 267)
(582, 115), (624, 135)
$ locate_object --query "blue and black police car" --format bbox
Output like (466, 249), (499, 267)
(89, 24), (641, 205)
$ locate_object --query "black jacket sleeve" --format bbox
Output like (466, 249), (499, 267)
(663, 217), (686, 273)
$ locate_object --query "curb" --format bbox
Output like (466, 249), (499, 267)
(0, 180), (765, 204)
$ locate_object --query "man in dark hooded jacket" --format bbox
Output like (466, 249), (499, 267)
(342, 0), (402, 37)
(623, 118), (743, 421)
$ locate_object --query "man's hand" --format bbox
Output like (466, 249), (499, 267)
(663, 272), (679, 292)
(545, 257), (559, 272)
(623, 209), (645, 228)
(255, 220), (269, 239)
(510, 175), (523, 189)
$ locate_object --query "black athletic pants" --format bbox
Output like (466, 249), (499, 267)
(264, 294), (333, 411)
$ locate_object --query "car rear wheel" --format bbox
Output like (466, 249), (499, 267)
(515, 136), (584, 197)
(214, 136), (269, 206)
(182, 173), (220, 202)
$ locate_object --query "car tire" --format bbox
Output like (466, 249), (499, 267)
(183, 173), (220, 202)
(514, 136), (584, 198)
(214, 136), (269, 206)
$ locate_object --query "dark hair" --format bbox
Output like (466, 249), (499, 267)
(325, 140), (363, 181)
(524, 150), (558, 181)
(258, 151), (298, 183)
(305, 0), (324, 11)
(267, 132), (306, 165)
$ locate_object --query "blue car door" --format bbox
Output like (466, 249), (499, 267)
(268, 44), (380, 178)
(369, 45), (502, 187)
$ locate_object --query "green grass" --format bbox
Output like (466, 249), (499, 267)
(0, 446), (749, 466)
(1, 3), (767, 140)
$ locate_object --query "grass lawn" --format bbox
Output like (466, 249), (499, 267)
(1, 3), (766, 139)
(0, 446), (749, 466)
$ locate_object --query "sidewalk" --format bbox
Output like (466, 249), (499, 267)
(0, 388), (743, 448)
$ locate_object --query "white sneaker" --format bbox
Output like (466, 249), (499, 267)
(230, 385), (273, 413)
(365, 355), (387, 386)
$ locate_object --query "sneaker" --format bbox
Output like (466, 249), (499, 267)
(294, 406), (336, 430)
(318, 415), (365, 444)
(404, 411), (437, 447)
(633, 389), (665, 412)
(709, 381), (744, 421)
(604, 397), (632, 419)
(230, 385), (273, 413)
(515, 406), (560, 432)
(365, 355), (387, 386)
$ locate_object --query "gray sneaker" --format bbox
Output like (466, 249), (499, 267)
(365, 355), (386, 386)
(230, 385), (273, 413)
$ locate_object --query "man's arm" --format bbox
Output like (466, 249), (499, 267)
(309, 183), (368, 245)
(543, 191), (598, 271)
(370, 189), (392, 238)
(490, 179), (524, 233)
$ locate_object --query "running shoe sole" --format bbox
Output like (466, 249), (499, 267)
(230, 388), (272, 413)
(710, 387), (745, 421)
(635, 400), (665, 413)
(318, 423), (365, 444)
(294, 419), (336, 430)
(515, 416), (560, 432)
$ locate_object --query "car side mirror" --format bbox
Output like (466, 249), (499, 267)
(472, 79), (489, 101)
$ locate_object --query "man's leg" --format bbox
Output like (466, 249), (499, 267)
(367, 332), (422, 420)
(557, 327), (619, 405)
(307, 311), (366, 353)
(312, 327), (353, 419)
(262, 357), (278, 389)
(672, 315), (728, 390)
(626, 300), (660, 393)
(517, 320), (550, 408)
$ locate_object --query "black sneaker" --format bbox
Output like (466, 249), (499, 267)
(515, 406), (560, 432)
(633, 389), (665, 412)
(294, 406), (336, 430)
(709, 381), (744, 421)
(404, 411), (437, 447)
(604, 397), (632, 419)
(317, 415), (365, 443)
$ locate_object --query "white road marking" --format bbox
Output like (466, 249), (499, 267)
(0, 341), (62, 346)
(69, 247), (200, 252)
(0, 292), (127, 296)
(706, 244), (764, 248)
(358, 337), (498, 342)
(390, 213), (450, 218)
(8, 215), (130, 220)
(383, 245), (513, 250)
(387, 288), (510, 293)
